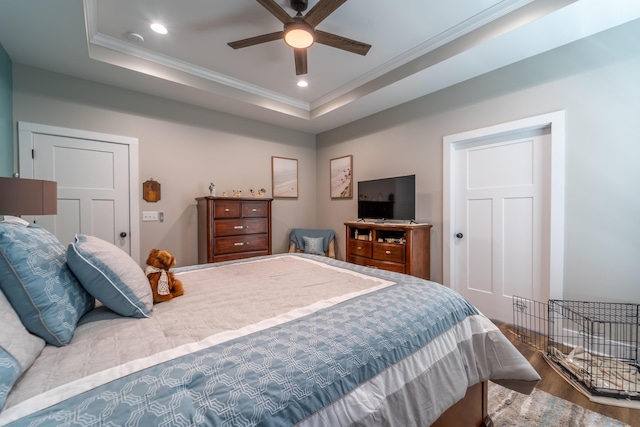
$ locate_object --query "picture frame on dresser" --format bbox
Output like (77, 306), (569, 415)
(272, 156), (298, 198)
(330, 155), (353, 199)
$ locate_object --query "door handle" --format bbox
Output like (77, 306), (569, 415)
(120, 232), (127, 238)
(455, 233), (463, 239)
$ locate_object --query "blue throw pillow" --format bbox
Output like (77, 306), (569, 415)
(0, 290), (45, 409)
(0, 222), (95, 346)
(67, 234), (153, 318)
(302, 236), (325, 256)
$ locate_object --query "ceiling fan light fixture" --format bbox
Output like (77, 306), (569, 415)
(284, 22), (314, 49)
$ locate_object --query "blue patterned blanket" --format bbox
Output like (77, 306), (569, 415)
(1, 255), (539, 426)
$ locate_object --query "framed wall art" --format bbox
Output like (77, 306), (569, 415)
(272, 156), (298, 198)
(330, 155), (353, 199)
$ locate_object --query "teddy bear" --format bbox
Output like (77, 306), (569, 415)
(145, 248), (184, 303)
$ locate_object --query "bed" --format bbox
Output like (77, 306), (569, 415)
(0, 221), (540, 426)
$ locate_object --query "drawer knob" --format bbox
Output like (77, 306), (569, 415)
(252, 208), (257, 212)
(234, 242), (244, 246)
(385, 250), (391, 254)
(234, 225), (244, 229)
(357, 246), (362, 250)
(225, 208), (230, 212)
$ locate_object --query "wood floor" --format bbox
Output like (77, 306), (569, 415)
(494, 321), (640, 427)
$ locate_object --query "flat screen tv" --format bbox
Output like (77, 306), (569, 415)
(357, 175), (415, 222)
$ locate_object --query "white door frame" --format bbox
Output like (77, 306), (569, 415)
(17, 122), (141, 264)
(442, 111), (565, 300)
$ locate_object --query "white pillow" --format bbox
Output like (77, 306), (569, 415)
(67, 234), (153, 318)
(0, 290), (45, 409)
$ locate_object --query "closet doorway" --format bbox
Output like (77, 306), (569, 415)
(442, 111), (565, 323)
(17, 122), (140, 263)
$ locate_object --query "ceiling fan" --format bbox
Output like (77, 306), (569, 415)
(228, 0), (371, 75)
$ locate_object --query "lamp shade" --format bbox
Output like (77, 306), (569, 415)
(0, 177), (58, 216)
(284, 21), (314, 49)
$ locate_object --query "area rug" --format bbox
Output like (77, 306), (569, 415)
(488, 382), (630, 427)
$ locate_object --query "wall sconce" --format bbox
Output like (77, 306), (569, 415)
(143, 179), (161, 202)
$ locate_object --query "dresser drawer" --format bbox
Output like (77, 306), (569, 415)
(349, 255), (405, 274)
(213, 201), (241, 218)
(213, 251), (269, 263)
(214, 234), (269, 255)
(348, 240), (372, 258)
(242, 202), (268, 217)
(197, 197), (272, 264)
(214, 219), (268, 237)
(373, 243), (405, 263)
(368, 259), (405, 274)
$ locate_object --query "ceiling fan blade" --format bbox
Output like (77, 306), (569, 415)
(228, 31), (283, 49)
(304, 0), (347, 28)
(256, 0), (295, 24)
(315, 30), (371, 55)
(294, 48), (308, 75)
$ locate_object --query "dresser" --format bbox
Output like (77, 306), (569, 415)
(344, 221), (431, 280)
(196, 197), (272, 263)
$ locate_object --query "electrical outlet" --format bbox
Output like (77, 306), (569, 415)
(142, 211), (158, 222)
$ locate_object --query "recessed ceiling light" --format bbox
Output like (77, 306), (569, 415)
(150, 23), (168, 35)
(297, 80), (309, 88)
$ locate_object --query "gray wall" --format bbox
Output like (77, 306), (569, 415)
(12, 65), (317, 266)
(317, 21), (640, 303)
(0, 42), (11, 177)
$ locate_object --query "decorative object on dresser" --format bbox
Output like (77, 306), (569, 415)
(250, 188), (267, 198)
(345, 221), (431, 280)
(196, 196), (272, 263)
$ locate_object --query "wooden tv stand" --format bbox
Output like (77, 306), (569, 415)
(344, 221), (432, 280)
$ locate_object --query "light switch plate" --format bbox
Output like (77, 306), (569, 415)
(142, 211), (158, 221)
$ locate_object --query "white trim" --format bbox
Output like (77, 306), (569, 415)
(17, 122), (141, 264)
(442, 111), (565, 299)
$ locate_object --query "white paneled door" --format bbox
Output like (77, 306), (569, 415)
(443, 111), (566, 325)
(453, 131), (550, 322)
(18, 122), (140, 263)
